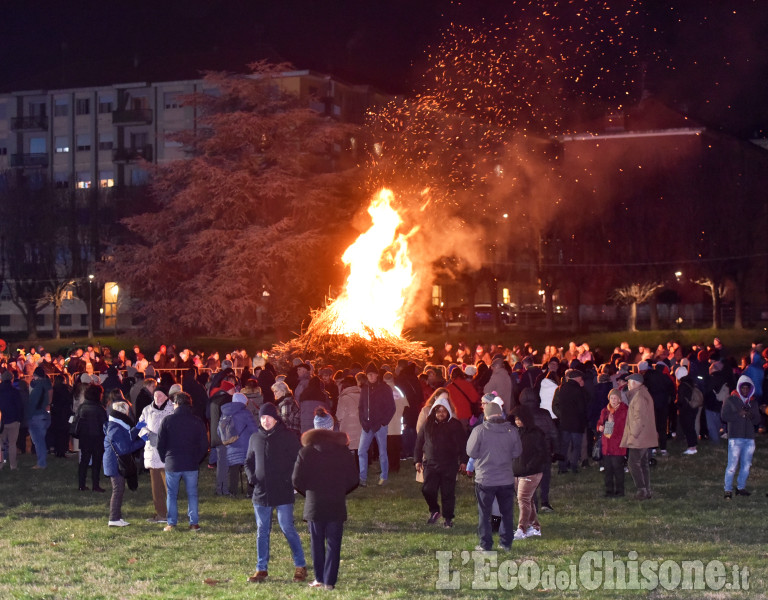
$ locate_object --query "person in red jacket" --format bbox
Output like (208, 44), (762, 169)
(597, 389), (628, 497)
(446, 368), (481, 428)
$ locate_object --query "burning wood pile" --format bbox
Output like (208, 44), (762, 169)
(271, 189), (428, 370)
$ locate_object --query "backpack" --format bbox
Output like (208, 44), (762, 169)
(217, 414), (243, 446)
(687, 384), (704, 409)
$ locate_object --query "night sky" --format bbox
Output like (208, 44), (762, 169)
(2, 0), (767, 136)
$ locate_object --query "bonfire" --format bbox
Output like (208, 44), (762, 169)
(272, 189), (428, 370)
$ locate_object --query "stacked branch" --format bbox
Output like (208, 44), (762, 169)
(271, 308), (427, 372)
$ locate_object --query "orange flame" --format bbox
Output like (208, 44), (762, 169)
(324, 189), (419, 339)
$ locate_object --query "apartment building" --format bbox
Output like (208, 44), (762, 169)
(0, 70), (391, 335)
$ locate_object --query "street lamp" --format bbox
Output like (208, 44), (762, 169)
(88, 274), (94, 338)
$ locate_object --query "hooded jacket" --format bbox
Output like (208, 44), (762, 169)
(219, 400), (259, 466)
(721, 375), (761, 439)
(413, 398), (467, 469)
(293, 428), (358, 522)
(483, 367), (512, 414)
(511, 405), (548, 477)
(139, 398), (175, 469)
(466, 414), (522, 486)
(245, 420), (301, 507)
(103, 410), (145, 478)
(743, 353), (764, 399)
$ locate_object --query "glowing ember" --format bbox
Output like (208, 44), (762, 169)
(323, 188), (419, 339)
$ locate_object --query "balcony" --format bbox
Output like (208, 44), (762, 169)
(112, 108), (153, 125)
(11, 115), (49, 131)
(113, 145), (153, 163)
(10, 153), (49, 168)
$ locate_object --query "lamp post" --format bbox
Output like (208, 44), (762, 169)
(88, 274), (94, 338)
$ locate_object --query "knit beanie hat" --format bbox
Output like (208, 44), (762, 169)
(313, 407), (334, 430)
(259, 403), (278, 420)
(232, 392), (248, 404)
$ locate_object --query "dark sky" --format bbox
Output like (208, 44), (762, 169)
(2, 0), (767, 136)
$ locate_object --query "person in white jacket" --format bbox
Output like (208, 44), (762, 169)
(139, 390), (175, 523)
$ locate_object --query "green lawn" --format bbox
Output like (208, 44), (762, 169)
(0, 436), (766, 599)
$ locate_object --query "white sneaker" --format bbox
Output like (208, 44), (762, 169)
(683, 448), (697, 455)
(108, 519), (130, 527)
(525, 526), (541, 537)
(599, 466), (605, 472)
(513, 528), (528, 541)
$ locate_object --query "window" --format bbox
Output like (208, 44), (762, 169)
(76, 134), (91, 152)
(36, 314), (46, 327)
(99, 171), (114, 188)
(98, 132), (114, 150)
(54, 98), (69, 117)
(130, 132), (148, 149)
(0, 140), (7, 156)
(54, 172), (70, 188)
(163, 92), (181, 109)
(29, 137), (46, 153)
(55, 136), (69, 153)
(76, 98), (90, 115)
(76, 171), (92, 189)
(0, 315), (9, 327)
(28, 102), (46, 117)
(59, 314), (72, 327)
(98, 94), (114, 114)
(0, 104), (6, 119)
(80, 314), (87, 327)
(131, 168), (149, 186)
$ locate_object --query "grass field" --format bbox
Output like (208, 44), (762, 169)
(1, 435), (767, 599)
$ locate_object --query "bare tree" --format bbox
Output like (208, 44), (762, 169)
(612, 282), (664, 332)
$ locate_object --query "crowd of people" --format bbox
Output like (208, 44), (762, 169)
(0, 336), (765, 587)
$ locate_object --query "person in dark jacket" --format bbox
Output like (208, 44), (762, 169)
(27, 366), (53, 469)
(519, 388), (558, 513)
(552, 369), (589, 474)
(675, 367), (699, 455)
(510, 404), (548, 539)
(209, 378), (235, 495)
(49, 375), (73, 458)
(357, 362), (396, 486)
(0, 370), (24, 469)
(133, 379), (156, 425)
(704, 362), (729, 445)
(103, 401), (145, 526)
(395, 360), (422, 459)
(414, 395), (468, 528)
(75, 384), (107, 492)
(157, 392), (208, 531)
(293, 408), (359, 591)
(721, 375), (761, 498)
(243, 402), (306, 584)
(644, 361), (675, 455)
(182, 368), (209, 424)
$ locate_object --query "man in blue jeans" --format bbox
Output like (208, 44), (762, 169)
(721, 375), (761, 499)
(357, 363), (395, 486)
(157, 392), (208, 531)
(244, 403), (306, 584)
(466, 401), (522, 551)
(27, 367), (52, 469)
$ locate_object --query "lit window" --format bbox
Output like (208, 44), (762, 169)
(55, 136), (69, 153)
(76, 172), (91, 189)
(99, 171), (115, 188)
